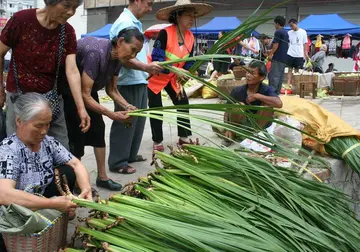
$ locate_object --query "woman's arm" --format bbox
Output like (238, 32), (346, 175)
(152, 30), (171, 74)
(0, 14), (19, 108)
(122, 59), (162, 75)
(82, 73), (129, 121)
(65, 54), (91, 133)
(106, 76), (135, 110)
(0, 179), (78, 212)
(65, 157), (92, 200)
(0, 41), (10, 108)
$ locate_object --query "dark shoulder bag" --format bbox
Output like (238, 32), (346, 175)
(10, 24), (66, 122)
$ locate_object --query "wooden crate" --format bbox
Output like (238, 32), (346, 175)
(292, 75), (318, 96)
(217, 79), (247, 99)
(332, 77), (360, 96)
(232, 66), (247, 79)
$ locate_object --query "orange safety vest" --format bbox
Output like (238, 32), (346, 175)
(148, 25), (195, 95)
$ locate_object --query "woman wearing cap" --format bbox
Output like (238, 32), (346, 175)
(148, 0), (212, 152)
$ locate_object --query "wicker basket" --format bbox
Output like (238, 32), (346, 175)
(333, 72), (359, 77)
(217, 79), (247, 99)
(232, 66), (247, 79)
(332, 77), (360, 96)
(292, 75), (318, 96)
(3, 213), (69, 252)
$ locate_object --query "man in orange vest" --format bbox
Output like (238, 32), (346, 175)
(148, 0), (212, 152)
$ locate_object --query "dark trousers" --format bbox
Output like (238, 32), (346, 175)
(0, 165), (75, 251)
(148, 82), (192, 143)
(63, 92), (106, 159)
(313, 66), (324, 73)
(269, 60), (287, 95)
(108, 84), (148, 169)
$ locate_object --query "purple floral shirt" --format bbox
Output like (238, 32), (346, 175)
(76, 37), (122, 92)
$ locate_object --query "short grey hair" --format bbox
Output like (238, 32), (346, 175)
(14, 93), (52, 123)
(320, 44), (327, 51)
(44, 0), (83, 6)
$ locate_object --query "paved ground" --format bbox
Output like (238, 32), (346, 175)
(67, 91), (360, 242)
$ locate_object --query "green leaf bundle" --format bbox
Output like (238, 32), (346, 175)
(325, 136), (360, 172)
(73, 145), (360, 252)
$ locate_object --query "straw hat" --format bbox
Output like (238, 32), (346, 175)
(156, 0), (213, 21)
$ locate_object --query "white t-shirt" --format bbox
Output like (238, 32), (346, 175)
(287, 28), (308, 58)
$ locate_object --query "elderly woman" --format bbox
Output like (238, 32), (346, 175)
(63, 27), (144, 189)
(148, 0), (212, 152)
(0, 93), (92, 250)
(311, 44), (327, 73)
(0, 0), (91, 150)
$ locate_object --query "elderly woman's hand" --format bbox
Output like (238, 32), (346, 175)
(79, 188), (93, 201)
(78, 108), (91, 133)
(50, 195), (78, 213)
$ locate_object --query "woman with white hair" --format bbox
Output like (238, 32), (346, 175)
(0, 93), (92, 251)
(0, 0), (91, 149)
(311, 44), (327, 73)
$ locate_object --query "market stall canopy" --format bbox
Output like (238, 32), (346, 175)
(144, 23), (172, 39)
(285, 14), (360, 35)
(81, 24), (113, 39)
(191, 16), (259, 37)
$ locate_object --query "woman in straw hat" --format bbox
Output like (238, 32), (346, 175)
(148, 0), (212, 152)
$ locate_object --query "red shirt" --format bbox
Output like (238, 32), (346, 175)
(0, 9), (77, 93)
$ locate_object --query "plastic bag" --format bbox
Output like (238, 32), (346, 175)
(239, 138), (272, 152)
(205, 62), (214, 76)
(273, 116), (303, 153)
(201, 80), (218, 99)
(239, 124), (276, 153)
(305, 60), (313, 71)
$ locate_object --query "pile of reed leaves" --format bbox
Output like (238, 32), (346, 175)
(73, 145), (360, 252)
(325, 136), (360, 172)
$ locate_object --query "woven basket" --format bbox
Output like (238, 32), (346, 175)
(333, 72), (359, 77)
(332, 77), (360, 96)
(232, 66), (247, 79)
(217, 79), (247, 99)
(3, 213), (68, 252)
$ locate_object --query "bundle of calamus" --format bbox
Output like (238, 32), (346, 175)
(68, 145), (360, 252)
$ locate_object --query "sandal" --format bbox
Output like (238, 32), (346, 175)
(110, 165), (137, 174)
(178, 138), (200, 146)
(129, 155), (147, 163)
(153, 143), (165, 152)
(68, 211), (76, 221)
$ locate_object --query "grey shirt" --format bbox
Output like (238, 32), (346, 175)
(311, 51), (326, 69)
(76, 37), (122, 92)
